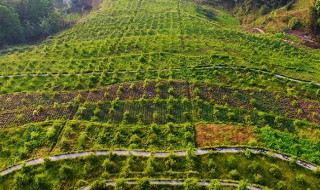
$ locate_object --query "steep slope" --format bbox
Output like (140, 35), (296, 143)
(0, 0), (320, 86)
(0, 0), (319, 189)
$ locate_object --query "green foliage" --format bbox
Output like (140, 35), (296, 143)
(236, 180), (248, 190)
(288, 18), (303, 30)
(208, 179), (222, 190)
(91, 180), (107, 190)
(59, 164), (74, 181)
(14, 172), (31, 189)
(34, 173), (53, 189)
(184, 178), (201, 190)
(0, 1), (319, 190)
(135, 177), (150, 190)
(115, 179), (127, 190)
(0, 5), (24, 46)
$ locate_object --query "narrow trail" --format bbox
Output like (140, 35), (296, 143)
(81, 179), (264, 190)
(0, 65), (319, 86)
(0, 147), (318, 176)
(252, 28), (265, 34)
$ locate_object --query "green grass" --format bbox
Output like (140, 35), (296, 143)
(0, 152), (319, 190)
(0, 0), (319, 188)
(0, 0), (319, 82)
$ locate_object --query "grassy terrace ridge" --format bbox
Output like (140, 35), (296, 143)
(85, 179), (266, 190)
(1, 121), (319, 171)
(1, 147), (318, 175)
(0, 150), (319, 190)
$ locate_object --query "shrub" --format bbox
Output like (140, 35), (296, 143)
(226, 156), (237, 169)
(115, 179), (127, 190)
(14, 172), (30, 189)
(130, 83), (137, 90)
(314, 167), (320, 176)
(250, 98), (257, 106)
(247, 161), (260, 173)
(76, 180), (88, 188)
(269, 164), (281, 178)
(288, 18), (303, 30)
(229, 169), (240, 180)
(165, 156), (176, 171)
(16, 114), (25, 122)
(208, 179), (222, 190)
(236, 180), (248, 190)
(254, 174), (263, 184)
(143, 157), (156, 176)
(291, 100), (299, 107)
(295, 174), (306, 185)
(259, 5), (269, 15)
(244, 149), (251, 159)
(91, 180), (107, 190)
(276, 181), (287, 190)
(59, 164), (74, 181)
(35, 173), (53, 189)
(78, 132), (88, 149)
(135, 177), (150, 190)
(184, 178), (201, 190)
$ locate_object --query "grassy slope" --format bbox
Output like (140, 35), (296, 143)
(0, 0), (319, 189)
(0, 151), (319, 189)
(0, 0), (319, 82)
(252, 0), (314, 31)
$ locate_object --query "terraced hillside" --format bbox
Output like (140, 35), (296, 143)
(0, 0), (319, 189)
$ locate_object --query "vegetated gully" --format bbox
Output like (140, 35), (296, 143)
(0, 147), (318, 177)
(0, 65), (319, 86)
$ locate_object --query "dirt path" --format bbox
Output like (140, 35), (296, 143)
(252, 28), (265, 34)
(0, 147), (317, 176)
(0, 65), (319, 86)
(81, 179), (264, 190)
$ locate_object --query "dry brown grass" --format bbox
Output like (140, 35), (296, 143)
(196, 123), (256, 147)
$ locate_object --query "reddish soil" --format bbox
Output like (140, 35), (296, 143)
(1, 80), (320, 127)
(283, 29), (320, 49)
(0, 91), (88, 111)
(0, 105), (77, 128)
(196, 124), (255, 147)
(284, 29), (306, 37)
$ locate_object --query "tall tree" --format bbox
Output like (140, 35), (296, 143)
(0, 5), (24, 46)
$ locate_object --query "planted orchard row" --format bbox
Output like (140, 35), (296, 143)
(1, 120), (319, 172)
(0, 121), (194, 171)
(0, 105), (76, 128)
(1, 63), (319, 102)
(0, 0), (320, 81)
(1, 151), (319, 190)
(75, 99), (318, 132)
(1, 91), (318, 128)
(53, 121), (195, 155)
(0, 91), (88, 112)
(0, 121), (63, 171)
(1, 79), (319, 125)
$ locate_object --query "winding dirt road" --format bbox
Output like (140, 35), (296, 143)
(0, 65), (319, 86)
(81, 179), (264, 190)
(0, 147), (317, 176)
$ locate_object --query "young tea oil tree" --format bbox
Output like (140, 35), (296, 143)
(143, 157), (156, 176)
(115, 179), (127, 190)
(184, 178), (201, 190)
(135, 177), (150, 190)
(59, 164), (74, 182)
(208, 179), (222, 190)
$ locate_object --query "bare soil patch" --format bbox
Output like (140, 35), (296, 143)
(196, 123), (255, 146)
